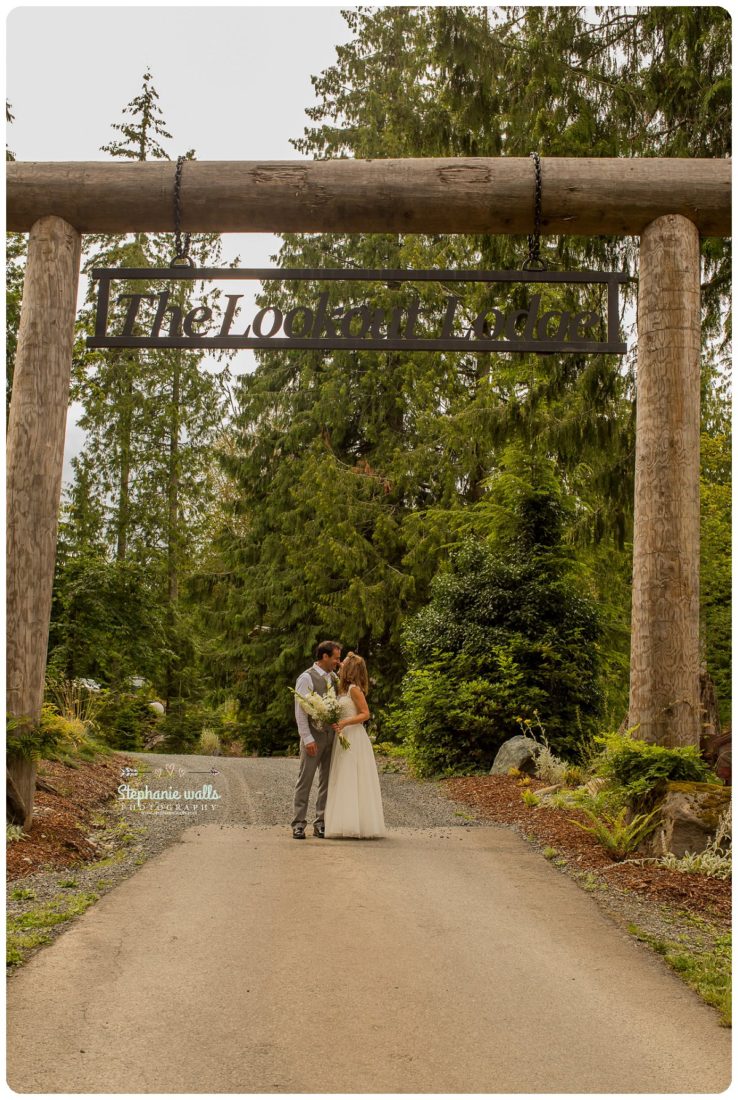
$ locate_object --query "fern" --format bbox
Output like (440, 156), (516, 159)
(569, 804), (661, 859)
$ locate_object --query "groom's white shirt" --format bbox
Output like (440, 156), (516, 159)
(295, 663), (333, 746)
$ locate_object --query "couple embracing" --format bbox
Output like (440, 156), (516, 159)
(291, 641), (386, 840)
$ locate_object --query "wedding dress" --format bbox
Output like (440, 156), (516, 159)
(324, 690), (386, 838)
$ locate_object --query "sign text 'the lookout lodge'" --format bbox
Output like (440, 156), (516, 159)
(88, 268), (627, 355)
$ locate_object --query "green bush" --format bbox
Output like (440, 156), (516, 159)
(95, 691), (159, 753)
(7, 713), (66, 763)
(160, 698), (211, 753)
(389, 478), (605, 775)
(7, 704), (109, 764)
(388, 656), (528, 777)
(592, 728), (719, 800)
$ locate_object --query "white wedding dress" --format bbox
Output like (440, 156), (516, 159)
(324, 690), (386, 838)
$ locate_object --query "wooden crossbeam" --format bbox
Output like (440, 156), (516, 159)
(7, 158), (731, 236)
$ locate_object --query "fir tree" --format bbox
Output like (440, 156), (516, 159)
(54, 72), (234, 711)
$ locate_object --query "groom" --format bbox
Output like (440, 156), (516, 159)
(291, 640), (342, 840)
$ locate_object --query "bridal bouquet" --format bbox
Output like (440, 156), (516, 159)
(291, 685), (350, 750)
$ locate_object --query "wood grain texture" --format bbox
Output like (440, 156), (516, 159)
(629, 215), (701, 746)
(7, 158), (730, 236)
(6, 216), (81, 826)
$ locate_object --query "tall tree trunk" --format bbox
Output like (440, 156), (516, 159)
(7, 216), (81, 826)
(628, 215), (701, 746)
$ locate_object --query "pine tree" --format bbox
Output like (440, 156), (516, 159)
(54, 73), (234, 711)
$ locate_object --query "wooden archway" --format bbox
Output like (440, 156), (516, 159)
(6, 157), (731, 825)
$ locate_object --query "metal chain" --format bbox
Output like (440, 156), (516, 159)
(172, 155), (193, 266)
(523, 151), (547, 271)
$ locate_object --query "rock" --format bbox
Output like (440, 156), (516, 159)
(490, 736), (542, 776)
(644, 781), (732, 858)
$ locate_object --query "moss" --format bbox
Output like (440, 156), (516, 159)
(7, 930), (52, 966)
(662, 782), (731, 830)
(666, 781), (730, 795)
(7, 891), (99, 967)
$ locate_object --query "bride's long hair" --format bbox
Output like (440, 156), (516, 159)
(338, 652), (369, 696)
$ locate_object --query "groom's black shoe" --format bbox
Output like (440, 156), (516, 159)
(314, 824), (326, 839)
(292, 825), (306, 840)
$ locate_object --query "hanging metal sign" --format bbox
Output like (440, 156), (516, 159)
(87, 267), (627, 355)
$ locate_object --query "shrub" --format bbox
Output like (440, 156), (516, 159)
(7, 704), (108, 764)
(95, 691), (159, 752)
(592, 728), (719, 801)
(46, 677), (103, 730)
(569, 784), (630, 816)
(520, 789), (541, 807)
(7, 713), (65, 763)
(388, 657), (521, 777)
(657, 806), (732, 879)
(215, 696), (247, 748)
(391, 475), (605, 775)
(198, 728), (221, 756)
(658, 847), (732, 880)
(160, 699), (211, 753)
(517, 713), (569, 785)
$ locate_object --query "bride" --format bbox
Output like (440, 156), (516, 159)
(324, 652), (386, 839)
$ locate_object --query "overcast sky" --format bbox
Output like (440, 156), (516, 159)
(6, 4), (352, 486)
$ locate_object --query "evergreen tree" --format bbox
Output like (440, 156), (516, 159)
(202, 7), (641, 745)
(393, 455), (604, 776)
(191, 9), (732, 751)
(53, 72), (234, 713)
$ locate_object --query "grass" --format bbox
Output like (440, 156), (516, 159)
(453, 809), (477, 822)
(628, 924), (732, 1026)
(9, 887), (36, 901)
(7, 892), (99, 967)
(574, 871), (608, 893)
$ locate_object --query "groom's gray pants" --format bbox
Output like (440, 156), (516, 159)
(291, 726), (335, 829)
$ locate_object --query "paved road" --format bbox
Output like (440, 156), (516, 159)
(7, 756), (732, 1093)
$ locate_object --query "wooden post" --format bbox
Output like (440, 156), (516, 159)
(6, 215), (81, 827)
(629, 215), (701, 746)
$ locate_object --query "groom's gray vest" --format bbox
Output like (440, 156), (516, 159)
(305, 668), (337, 740)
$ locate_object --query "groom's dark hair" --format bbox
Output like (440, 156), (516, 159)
(315, 640), (341, 660)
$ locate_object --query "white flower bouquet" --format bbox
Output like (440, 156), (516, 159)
(291, 684), (350, 749)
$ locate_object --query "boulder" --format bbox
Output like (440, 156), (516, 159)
(643, 781), (732, 858)
(490, 736), (542, 777)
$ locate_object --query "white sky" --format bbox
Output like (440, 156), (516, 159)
(6, 4), (352, 486)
